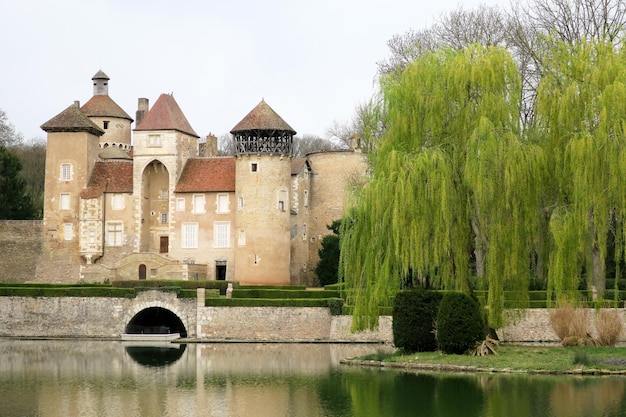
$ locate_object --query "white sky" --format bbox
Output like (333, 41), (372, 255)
(1, 0), (509, 142)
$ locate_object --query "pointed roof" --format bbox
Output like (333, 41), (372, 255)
(81, 95), (133, 121)
(175, 158), (236, 193)
(135, 93), (199, 137)
(41, 104), (105, 136)
(92, 69), (109, 81)
(80, 161), (133, 199)
(230, 100), (296, 134)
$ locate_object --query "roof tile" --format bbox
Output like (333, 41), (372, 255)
(175, 158), (235, 193)
(80, 161), (133, 199)
(135, 93), (198, 137)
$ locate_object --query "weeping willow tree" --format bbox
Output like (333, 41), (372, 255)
(341, 45), (546, 330)
(535, 39), (626, 302)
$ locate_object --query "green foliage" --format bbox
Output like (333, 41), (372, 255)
(232, 289), (340, 299)
(315, 220), (343, 286)
(205, 298), (331, 307)
(327, 298), (344, 315)
(392, 289), (443, 353)
(0, 286), (135, 298)
(341, 44), (539, 331)
(436, 292), (486, 354)
(0, 145), (36, 219)
(112, 279), (237, 295)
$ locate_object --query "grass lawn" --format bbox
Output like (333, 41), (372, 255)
(355, 345), (626, 374)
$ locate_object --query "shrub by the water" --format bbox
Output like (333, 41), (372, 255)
(436, 292), (485, 354)
(392, 289), (443, 353)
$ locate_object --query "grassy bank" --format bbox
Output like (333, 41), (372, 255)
(350, 345), (626, 374)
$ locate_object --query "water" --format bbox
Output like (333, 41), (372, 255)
(1, 340), (625, 417)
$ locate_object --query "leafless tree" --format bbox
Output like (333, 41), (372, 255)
(292, 134), (342, 158)
(217, 133), (235, 156)
(0, 109), (24, 147)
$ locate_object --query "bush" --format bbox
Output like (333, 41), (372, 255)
(549, 303), (589, 343)
(392, 289), (443, 353)
(595, 309), (624, 346)
(436, 292), (485, 354)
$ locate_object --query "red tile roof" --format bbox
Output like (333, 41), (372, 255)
(135, 93), (198, 137)
(80, 161), (133, 199)
(81, 95), (133, 121)
(175, 158), (235, 193)
(230, 99), (296, 134)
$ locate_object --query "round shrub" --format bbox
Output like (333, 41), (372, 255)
(392, 289), (443, 353)
(436, 292), (485, 354)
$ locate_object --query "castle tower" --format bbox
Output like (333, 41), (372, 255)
(133, 93), (199, 254)
(80, 70), (133, 149)
(231, 100), (295, 285)
(38, 103), (104, 280)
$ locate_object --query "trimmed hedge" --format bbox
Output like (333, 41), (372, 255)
(204, 298), (331, 307)
(112, 280), (238, 295)
(436, 292), (485, 354)
(392, 289), (443, 353)
(0, 287), (135, 298)
(232, 289), (340, 299)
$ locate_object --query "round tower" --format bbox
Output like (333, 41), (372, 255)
(81, 70), (134, 149)
(231, 100), (295, 285)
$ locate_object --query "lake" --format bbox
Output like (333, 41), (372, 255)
(0, 340), (625, 417)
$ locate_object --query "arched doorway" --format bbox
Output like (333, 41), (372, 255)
(138, 264), (147, 280)
(140, 160), (170, 252)
(125, 307), (188, 337)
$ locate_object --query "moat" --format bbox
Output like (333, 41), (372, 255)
(1, 340), (625, 417)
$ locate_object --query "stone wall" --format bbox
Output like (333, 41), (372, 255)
(0, 220), (43, 282)
(1, 291), (625, 344)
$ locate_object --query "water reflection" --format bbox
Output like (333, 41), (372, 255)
(124, 343), (187, 367)
(0, 340), (625, 417)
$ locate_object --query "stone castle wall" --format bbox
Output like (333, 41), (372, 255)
(0, 220), (43, 282)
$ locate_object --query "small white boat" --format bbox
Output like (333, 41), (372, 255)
(120, 333), (181, 342)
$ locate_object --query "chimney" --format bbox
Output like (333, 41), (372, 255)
(136, 98), (149, 126)
(203, 133), (218, 157)
(74, 100), (80, 108)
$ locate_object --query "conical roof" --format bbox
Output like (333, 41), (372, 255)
(81, 95), (133, 121)
(135, 93), (198, 137)
(41, 104), (105, 136)
(230, 100), (296, 134)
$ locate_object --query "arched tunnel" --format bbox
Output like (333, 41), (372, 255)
(125, 307), (188, 337)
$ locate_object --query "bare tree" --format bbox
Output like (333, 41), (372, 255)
(0, 109), (24, 147)
(292, 134), (342, 158)
(217, 133), (235, 156)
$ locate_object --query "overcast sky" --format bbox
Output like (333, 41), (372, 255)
(1, 0), (509, 142)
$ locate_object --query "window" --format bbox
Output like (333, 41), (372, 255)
(103, 120), (109, 129)
(60, 193), (70, 210)
(251, 163), (258, 172)
(217, 194), (229, 213)
(111, 194), (124, 210)
(106, 222), (123, 246)
(60, 163), (72, 181)
(176, 198), (185, 211)
(214, 222), (230, 248)
(304, 190), (309, 207)
(238, 194), (244, 210)
(161, 190), (169, 200)
(193, 194), (206, 214)
(238, 228), (246, 246)
(161, 212), (168, 224)
(182, 223), (198, 248)
(277, 189), (287, 211)
(63, 223), (73, 241)
(148, 134), (162, 147)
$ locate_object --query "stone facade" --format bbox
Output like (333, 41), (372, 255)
(0, 220), (42, 282)
(34, 71), (367, 286)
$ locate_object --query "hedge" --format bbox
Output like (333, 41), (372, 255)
(112, 280), (238, 295)
(204, 298), (332, 307)
(0, 287), (136, 298)
(232, 289), (340, 299)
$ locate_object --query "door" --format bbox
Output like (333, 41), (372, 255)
(160, 236), (169, 253)
(138, 264), (147, 280)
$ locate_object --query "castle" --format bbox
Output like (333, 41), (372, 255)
(37, 70), (366, 286)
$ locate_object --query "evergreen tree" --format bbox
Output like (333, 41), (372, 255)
(0, 145), (36, 219)
(315, 220), (343, 286)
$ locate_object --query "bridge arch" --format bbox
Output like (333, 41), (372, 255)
(125, 306), (188, 337)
